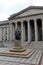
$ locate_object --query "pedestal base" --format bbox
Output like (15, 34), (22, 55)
(0, 41), (33, 57)
(10, 47), (26, 52)
(0, 48), (33, 58)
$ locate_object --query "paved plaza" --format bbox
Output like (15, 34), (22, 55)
(0, 48), (42, 65)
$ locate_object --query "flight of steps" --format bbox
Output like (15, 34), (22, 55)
(26, 41), (43, 50)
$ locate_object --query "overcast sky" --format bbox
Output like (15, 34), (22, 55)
(0, 0), (43, 21)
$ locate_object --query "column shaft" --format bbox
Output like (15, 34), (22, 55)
(10, 23), (13, 41)
(21, 22), (23, 42)
(34, 20), (38, 41)
(15, 22), (17, 30)
(28, 21), (30, 42)
(12, 25), (15, 40)
(42, 20), (43, 40)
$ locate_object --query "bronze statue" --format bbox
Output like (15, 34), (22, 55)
(15, 28), (21, 40)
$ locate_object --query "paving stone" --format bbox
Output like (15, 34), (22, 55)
(25, 58), (32, 63)
(41, 56), (43, 65)
(20, 59), (26, 63)
(4, 62), (19, 65)
(31, 59), (37, 64)
(41, 64), (43, 65)
(0, 61), (4, 64)
(7, 58), (17, 62)
(19, 64), (26, 65)
(0, 48), (42, 65)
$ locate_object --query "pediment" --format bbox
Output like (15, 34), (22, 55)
(9, 6), (43, 20)
(15, 9), (43, 18)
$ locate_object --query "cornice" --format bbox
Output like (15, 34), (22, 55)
(9, 12), (43, 20)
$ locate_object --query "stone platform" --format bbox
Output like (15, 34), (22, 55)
(0, 48), (33, 58)
(0, 48), (42, 65)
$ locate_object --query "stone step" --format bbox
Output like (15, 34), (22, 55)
(26, 41), (43, 50)
(0, 49), (35, 58)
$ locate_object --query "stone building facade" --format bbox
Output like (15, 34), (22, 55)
(0, 6), (43, 47)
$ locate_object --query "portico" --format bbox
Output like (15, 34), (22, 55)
(9, 18), (42, 44)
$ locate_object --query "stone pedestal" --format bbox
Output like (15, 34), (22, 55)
(1, 40), (32, 57)
(14, 40), (22, 48)
(10, 40), (26, 52)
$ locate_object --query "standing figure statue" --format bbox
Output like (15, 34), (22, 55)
(15, 28), (21, 47)
(15, 28), (21, 40)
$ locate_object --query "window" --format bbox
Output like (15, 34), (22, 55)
(2, 27), (7, 41)
(2, 28), (4, 40)
(5, 27), (7, 40)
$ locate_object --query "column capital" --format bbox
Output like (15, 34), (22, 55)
(21, 21), (23, 24)
(9, 23), (13, 26)
(40, 17), (43, 20)
(15, 22), (17, 24)
(34, 19), (37, 22)
(41, 18), (43, 20)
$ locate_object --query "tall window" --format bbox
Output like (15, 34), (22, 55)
(2, 28), (4, 40)
(5, 27), (7, 40)
(7, 27), (10, 40)
(2, 27), (7, 41)
(2, 27), (10, 41)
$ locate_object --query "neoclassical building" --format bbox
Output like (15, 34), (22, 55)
(0, 6), (43, 47)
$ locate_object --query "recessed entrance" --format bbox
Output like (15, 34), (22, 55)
(29, 20), (35, 41)
(23, 21), (28, 41)
(37, 19), (42, 41)
(17, 22), (21, 30)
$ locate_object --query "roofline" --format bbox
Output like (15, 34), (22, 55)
(8, 6), (43, 20)
(9, 12), (43, 20)
(0, 20), (9, 25)
(0, 20), (8, 22)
